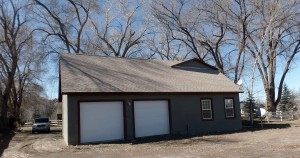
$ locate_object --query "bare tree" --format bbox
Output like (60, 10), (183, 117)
(210, 0), (254, 83)
(241, 0), (300, 111)
(153, 0), (300, 112)
(9, 49), (45, 125)
(152, 0), (203, 58)
(151, 0), (245, 80)
(90, 0), (151, 58)
(19, 83), (44, 122)
(33, 0), (97, 54)
(147, 23), (192, 60)
(0, 0), (34, 129)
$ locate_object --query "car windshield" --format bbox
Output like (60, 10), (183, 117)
(35, 118), (49, 123)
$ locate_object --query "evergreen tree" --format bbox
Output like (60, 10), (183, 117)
(279, 83), (295, 111)
(243, 97), (256, 114)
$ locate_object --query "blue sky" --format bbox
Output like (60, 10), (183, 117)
(284, 63), (300, 92)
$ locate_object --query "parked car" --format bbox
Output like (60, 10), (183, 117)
(32, 117), (50, 133)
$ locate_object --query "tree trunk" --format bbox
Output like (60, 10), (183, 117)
(267, 99), (277, 112)
(266, 87), (277, 112)
(0, 57), (18, 130)
(0, 95), (9, 130)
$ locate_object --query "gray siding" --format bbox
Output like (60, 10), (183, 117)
(64, 93), (242, 145)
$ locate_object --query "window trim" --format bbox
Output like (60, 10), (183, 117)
(200, 98), (213, 121)
(224, 98), (235, 119)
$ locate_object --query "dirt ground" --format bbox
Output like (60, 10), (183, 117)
(1, 121), (300, 158)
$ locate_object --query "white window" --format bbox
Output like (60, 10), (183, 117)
(201, 99), (213, 120)
(225, 99), (234, 118)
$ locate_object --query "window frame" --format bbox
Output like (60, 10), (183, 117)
(224, 98), (235, 119)
(200, 98), (213, 121)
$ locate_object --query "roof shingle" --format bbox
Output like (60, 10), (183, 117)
(60, 54), (242, 93)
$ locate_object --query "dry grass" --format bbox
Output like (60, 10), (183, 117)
(1, 120), (300, 158)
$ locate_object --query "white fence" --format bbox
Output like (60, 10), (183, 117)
(266, 111), (300, 122)
(242, 110), (300, 122)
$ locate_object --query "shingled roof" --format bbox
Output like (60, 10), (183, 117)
(59, 53), (242, 94)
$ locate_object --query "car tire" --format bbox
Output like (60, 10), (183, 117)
(47, 128), (50, 133)
(32, 131), (35, 134)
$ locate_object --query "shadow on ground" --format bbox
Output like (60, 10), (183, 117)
(129, 120), (293, 145)
(130, 134), (240, 145)
(17, 124), (62, 134)
(242, 120), (291, 131)
(0, 131), (15, 157)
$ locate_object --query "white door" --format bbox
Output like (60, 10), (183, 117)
(80, 101), (124, 144)
(134, 100), (170, 138)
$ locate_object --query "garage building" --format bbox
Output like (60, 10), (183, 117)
(59, 53), (243, 145)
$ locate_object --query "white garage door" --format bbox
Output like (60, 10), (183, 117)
(134, 100), (170, 138)
(80, 102), (124, 144)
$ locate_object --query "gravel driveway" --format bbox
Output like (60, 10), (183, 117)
(1, 121), (300, 158)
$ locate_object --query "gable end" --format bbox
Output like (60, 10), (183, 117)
(171, 58), (218, 71)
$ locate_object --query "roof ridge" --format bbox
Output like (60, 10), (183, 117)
(60, 53), (182, 63)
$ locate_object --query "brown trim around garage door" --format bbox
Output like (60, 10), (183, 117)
(77, 100), (126, 144)
(132, 99), (172, 138)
